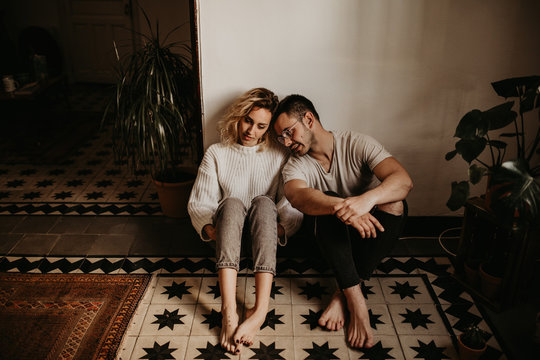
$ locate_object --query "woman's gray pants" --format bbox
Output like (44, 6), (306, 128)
(214, 195), (278, 275)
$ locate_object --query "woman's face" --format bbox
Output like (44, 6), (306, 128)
(237, 107), (271, 147)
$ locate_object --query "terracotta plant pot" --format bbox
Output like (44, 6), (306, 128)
(457, 333), (487, 360)
(154, 175), (195, 218)
(479, 263), (503, 300)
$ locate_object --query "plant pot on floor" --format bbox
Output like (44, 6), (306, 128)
(479, 262), (503, 300)
(457, 333), (487, 360)
(154, 167), (196, 218)
(463, 260), (481, 288)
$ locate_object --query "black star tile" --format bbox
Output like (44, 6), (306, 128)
(54, 191), (74, 200)
(48, 168), (65, 176)
(369, 309), (384, 330)
(201, 309), (222, 329)
(85, 191), (105, 200)
(207, 283), (221, 299)
(117, 191), (136, 200)
(126, 179), (144, 187)
(0, 191), (10, 200)
(141, 341), (177, 359)
(162, 281), (192, 300)
(361, 282), (375, 299)
(105, 169), (122, 176)
(77, 169), (93, 176)
(20, 168), (37, 176)
(410, 340), (449, 360)
(261, 309), (284, 330)
(300, 309), (323, 330)
(359, 341), (395, 360)
(65, 179), (84, 187)
(152, 308), (186, 330)
(303, 342), (339, 359)
(95, 180), (114, 188)
(35, 179), (54, 187)
(399, 308), (434, 329)
(6, 179), (25, 188)
(22, 191), (41, 200)
(194, 342), (230, 359)
(389, 281), (421, 300)
(298, 281), (329, 300)
(250, 341), (285, 359)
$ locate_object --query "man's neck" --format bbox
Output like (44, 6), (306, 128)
(308, 129), (334, 171)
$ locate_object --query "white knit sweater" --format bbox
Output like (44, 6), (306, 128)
(188, 142), (303, 242)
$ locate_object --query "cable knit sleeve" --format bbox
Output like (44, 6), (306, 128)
(188, 146), (221, 240)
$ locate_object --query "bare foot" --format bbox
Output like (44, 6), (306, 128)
(344, 285), (374, 348)
(221, 307), (240, 354)
(233, 306), (267, 347)
(318, 290), (346, 330)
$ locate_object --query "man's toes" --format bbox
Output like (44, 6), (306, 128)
(318, 318), (327, 327)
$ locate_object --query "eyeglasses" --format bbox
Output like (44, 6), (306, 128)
(277, 118), (301, 144)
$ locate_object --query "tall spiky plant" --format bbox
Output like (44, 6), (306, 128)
(105, 7), (198, 181)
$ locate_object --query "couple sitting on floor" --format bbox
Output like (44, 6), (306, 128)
(187, 88), (413, 355)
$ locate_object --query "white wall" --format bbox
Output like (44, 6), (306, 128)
(197, 0), (540, 216)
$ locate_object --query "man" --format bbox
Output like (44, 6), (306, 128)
(271, 94), (413, 349)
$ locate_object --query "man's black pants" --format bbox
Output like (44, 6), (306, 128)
(306, 193), (407, 290)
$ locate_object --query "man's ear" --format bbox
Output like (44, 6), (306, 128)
(304, 112), (315, 128)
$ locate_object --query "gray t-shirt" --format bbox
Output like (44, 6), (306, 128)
(282, 131), (392, 196)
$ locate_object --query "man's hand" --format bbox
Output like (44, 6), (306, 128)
(348, 213), (384, 238)
(333, 196), (384, 238)
(203, 224), (217, 241)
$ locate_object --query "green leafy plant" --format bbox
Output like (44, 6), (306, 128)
(446, 76), (540, 225)
(460, 324), (489, 350)
(104, 7), (199, 182)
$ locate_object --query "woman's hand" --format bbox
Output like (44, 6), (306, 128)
(203, 224), (217, 240)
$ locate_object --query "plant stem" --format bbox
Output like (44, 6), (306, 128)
(475, 159), (490, 168)
(527, 126), (540, 162)
(485, 133), (496, 167)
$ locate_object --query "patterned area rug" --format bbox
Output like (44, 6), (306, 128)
(0, 273), (150, 359)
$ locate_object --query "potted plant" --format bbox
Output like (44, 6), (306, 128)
(104, 8), (200, 218)
(457, 324), (489, 360)
(445, 76), (540, 228)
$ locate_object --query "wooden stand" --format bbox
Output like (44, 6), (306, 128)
(452, 197), (539, 311)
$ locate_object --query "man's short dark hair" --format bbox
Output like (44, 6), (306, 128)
(271, 94), (320, 128)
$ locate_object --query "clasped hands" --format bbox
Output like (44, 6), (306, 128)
(332, 196), (384, 238)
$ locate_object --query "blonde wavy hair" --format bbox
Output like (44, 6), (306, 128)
(218, 87), (279, 149)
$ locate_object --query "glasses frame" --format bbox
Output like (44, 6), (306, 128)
(277, 115), (304, 144)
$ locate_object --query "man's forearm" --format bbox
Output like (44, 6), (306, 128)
(287, 187), (342, 216)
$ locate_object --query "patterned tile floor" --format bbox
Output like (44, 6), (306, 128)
(0, 83), (162, 216)
(0, 255), (507, 359)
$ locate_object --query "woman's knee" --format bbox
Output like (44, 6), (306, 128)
(218, 197), (246, 213)
(250, 195), (277, 214)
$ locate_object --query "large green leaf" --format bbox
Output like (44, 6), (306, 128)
(491, 76), (540, 98)
(455, 110), (487, 139)
(483, 101), (516, 130)
(445, 149), (457, 161)
(490, 159), (540, 225)
(447, 181), (470, 211)
(455, 137), (487, 163)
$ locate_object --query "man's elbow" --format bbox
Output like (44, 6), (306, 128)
(404, 176), (413, 195)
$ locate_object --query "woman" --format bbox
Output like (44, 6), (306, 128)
(188, 88), (302, 354)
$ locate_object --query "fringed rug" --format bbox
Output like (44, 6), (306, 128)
(0, 273), (150, 359)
